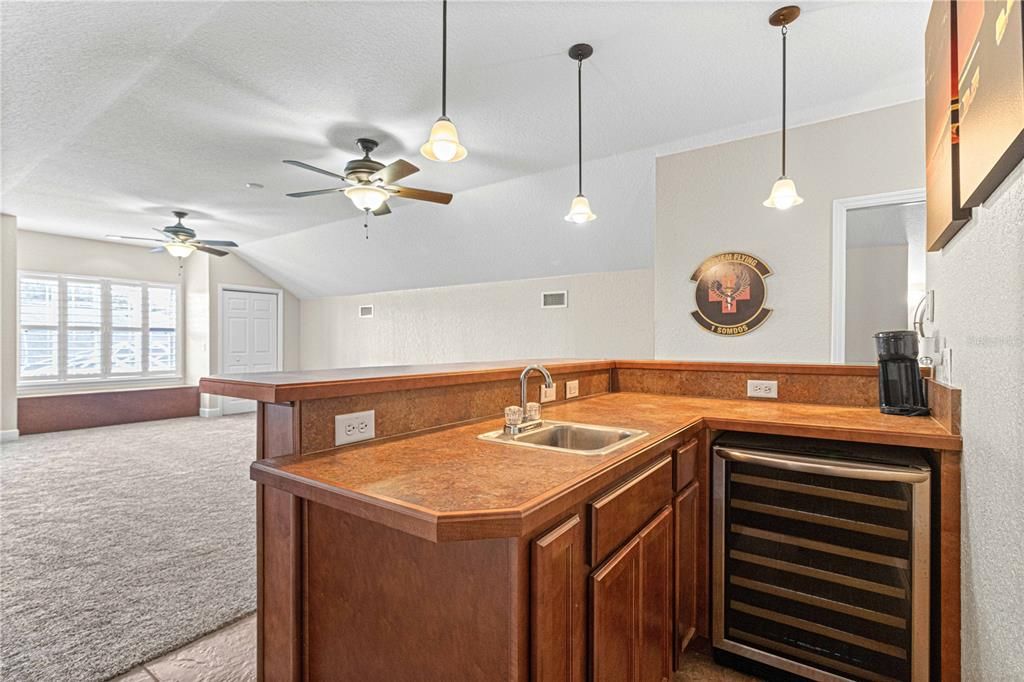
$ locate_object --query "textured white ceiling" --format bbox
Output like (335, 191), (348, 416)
(2, 1), (929, 290)
(847, 202), (926, 249)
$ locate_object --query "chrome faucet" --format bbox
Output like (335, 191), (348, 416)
(520, 364), (554, 418)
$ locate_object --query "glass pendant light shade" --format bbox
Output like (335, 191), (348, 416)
(164, 241), (196, 259)
(420, 116), (467, 162)
(564, 194), (597, 223)
(344, 184), (390, 212)
(762, 176), (803, 209)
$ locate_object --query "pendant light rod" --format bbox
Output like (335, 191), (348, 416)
(441, 0), (447, 117)
(781, 24), (787, 176)
(577, 56), (583, 194)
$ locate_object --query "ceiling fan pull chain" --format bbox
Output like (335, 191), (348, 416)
(364, 209), (370, 239)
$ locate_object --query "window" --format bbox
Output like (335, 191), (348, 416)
(17, 273), (181, 388)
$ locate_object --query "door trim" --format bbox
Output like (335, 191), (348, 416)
(217, 283), (285, 378)
(830, 188), (926, 363)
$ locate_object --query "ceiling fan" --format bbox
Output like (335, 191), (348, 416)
(283, 138), (453, 216)
(106, 211), (239, 259)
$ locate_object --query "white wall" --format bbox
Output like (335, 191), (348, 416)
(927, 164), (1024, 680)
(654, 101), (924, 362)
(1, 216), (18, 439)
(301, 269), (653, 369)
(844, 245), (908, 364)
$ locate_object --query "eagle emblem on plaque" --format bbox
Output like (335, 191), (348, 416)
(690, 252), (773, 336)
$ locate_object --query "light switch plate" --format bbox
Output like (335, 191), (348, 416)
(335, 410), (375, 446)
(565, 380), (580, 399)
(747, 380), (778, 399)
(540, 384), (557, 403)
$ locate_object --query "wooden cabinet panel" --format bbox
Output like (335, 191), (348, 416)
(674, 439), (699, 491)
(590, 454), (673, 565)
(674, 482), (700, 661)
(639, 506), (673, 682)
(592, 533), (641, 682)
(531, 515), (585, 682)
(592, 506), (673, 682)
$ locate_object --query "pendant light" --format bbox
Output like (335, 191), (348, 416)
(565, 43), (596, 224)
(421, 0), (467, 162)
(763, 6), (804, 210)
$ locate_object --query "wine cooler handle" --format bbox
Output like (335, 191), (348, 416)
(714, 446), (931, 484)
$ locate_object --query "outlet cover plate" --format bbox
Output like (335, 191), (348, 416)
(565, 380), (580, 399)
(335, 410), (375, 446)
(540, 384), (557, 403)
(747, 380), (778, 399)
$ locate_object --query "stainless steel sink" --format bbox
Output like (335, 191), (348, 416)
(478, 421), (648, 456)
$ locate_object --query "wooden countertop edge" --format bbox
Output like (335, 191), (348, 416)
(199, 359), (933, 402)
(251, 410), (958, 543)
(201, 359), (614, 402)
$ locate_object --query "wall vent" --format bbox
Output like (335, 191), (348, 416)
(358, 304), (374, 318)
(541, 291), (568, 308)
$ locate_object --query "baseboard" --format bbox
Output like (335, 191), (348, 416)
(0, 429), (19, 442)
(199, 407), (223, 418)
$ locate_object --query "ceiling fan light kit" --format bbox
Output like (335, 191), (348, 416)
(763, 5), (804, 210)
(344, 184), (390, 212)
(105, 211), (239, 259)
(564, 43), (597, 224)
(421, 0), (467, 163)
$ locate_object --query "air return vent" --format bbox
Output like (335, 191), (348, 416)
(358, 305), (374, 318)
(541, 291), (568, 308)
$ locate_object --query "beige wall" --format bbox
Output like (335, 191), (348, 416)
(301, 269), (654, 370)
(1, 216), (17, 438)
(927, 164), (1024, 680)
(17, 230), (182, 283)
(13, 231), (299, 410)
(654, 101), (924, 362)
(845, 244), (908, 364)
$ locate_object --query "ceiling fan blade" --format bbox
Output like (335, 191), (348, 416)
(283, 160), (347, 181)
(195, 239), (239, 247)
(107, 235), (166, 243)
(390, 186), (453, 205)
(153, 227), (172, 237)
(285, 187), (346, 198)
(149, 247), (166, 253)
(195, 245), (229, 257)
(369, 159), (419, 185)
(372, 202), (391, 217)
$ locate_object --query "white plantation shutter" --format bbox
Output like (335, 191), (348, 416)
(17, 272), (181, 387)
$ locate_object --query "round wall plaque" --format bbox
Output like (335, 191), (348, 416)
(689, 252), (773, 336)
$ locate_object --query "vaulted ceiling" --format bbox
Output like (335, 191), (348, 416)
(2, 1), (929, 295)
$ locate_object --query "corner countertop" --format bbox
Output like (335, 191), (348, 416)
(251, 392), (961, 543)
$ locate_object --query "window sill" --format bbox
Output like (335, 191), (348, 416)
(17, 377), (189, 398)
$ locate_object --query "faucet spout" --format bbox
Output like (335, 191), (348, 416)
(520, 364), (554, 417)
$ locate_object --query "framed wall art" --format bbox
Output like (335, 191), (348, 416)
(956, 0), (1024, 208)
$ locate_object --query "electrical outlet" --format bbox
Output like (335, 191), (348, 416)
(335, 410), (375, 446)
(540, 383), (557, 403)
(747, 380), (778, 399)
(565, 379), (580, 399)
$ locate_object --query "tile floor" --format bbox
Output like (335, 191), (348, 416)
(112, 614), (757, 682)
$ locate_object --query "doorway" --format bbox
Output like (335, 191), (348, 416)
(219, 286), (282, 415)
(831, 189), (927, 364)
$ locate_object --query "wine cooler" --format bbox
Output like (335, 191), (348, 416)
(712, 433), (930, 682)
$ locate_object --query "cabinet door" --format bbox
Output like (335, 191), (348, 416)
(639, 506), (673, 682)
(674, 482), (700, 660)
(592, 506), (673, 682)
(531, 515), (585, 682)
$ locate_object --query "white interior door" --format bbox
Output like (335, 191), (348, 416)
(221, 289), (279, 415)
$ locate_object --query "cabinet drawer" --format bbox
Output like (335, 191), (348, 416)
(674, 439), (699, 492)
(589, 454), (673, 566)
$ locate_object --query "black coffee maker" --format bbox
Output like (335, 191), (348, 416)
(873, 330), (930, 416)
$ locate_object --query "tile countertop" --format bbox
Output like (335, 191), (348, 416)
(250, 392), (961, 543)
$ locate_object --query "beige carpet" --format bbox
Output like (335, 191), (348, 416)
(0, 414), (257, 681)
